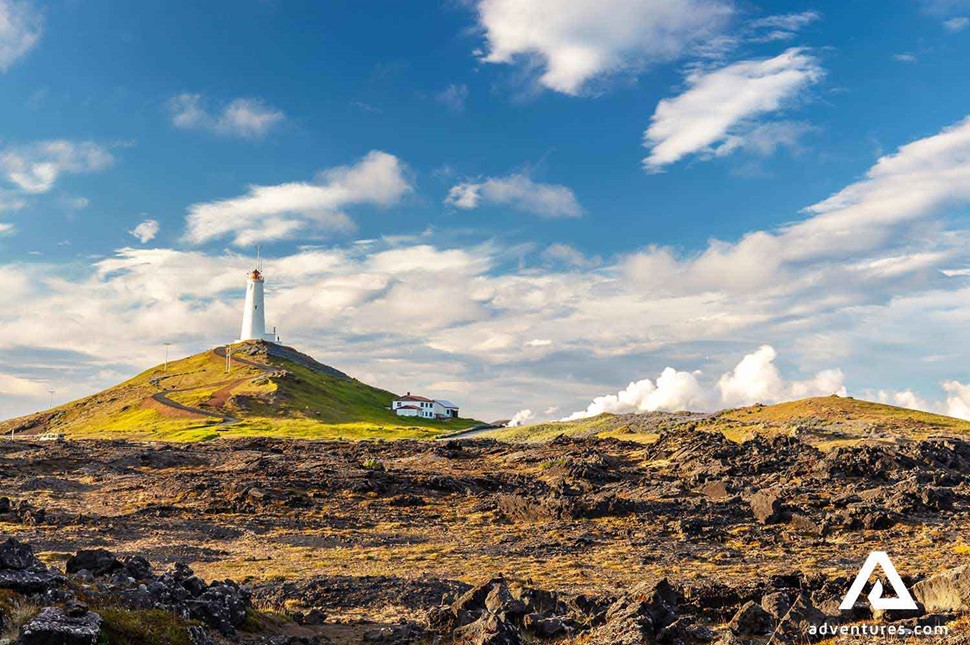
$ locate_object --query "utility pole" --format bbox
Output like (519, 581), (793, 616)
(164, 343), (172, 371)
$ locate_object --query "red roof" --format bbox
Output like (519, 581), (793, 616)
(396, 404), (421, 410)
(395, 394), (432, 402)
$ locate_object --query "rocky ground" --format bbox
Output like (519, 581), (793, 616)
(0, 429), (969, 643)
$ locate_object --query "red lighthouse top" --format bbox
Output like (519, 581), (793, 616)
(249, 269), (263, 280)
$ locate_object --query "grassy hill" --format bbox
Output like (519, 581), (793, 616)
(0, 341), (480, 441)
(481, 395), (970, 448)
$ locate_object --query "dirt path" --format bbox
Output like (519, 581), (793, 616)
(147, 347), (275, 426)
(435, 424), (503, 440)
(150, 386), (240, 426)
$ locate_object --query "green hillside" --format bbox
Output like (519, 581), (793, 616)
(0, 341), (479, 441)
(479, 395), (970, 448)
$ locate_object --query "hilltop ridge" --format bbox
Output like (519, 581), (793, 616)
(483, 395), (970, 447)
(0, 340), (479, 441)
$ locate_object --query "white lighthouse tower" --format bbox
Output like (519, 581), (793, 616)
(237, 252), (278, 343)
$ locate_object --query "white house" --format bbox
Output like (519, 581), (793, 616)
(392, 393), (460, 420)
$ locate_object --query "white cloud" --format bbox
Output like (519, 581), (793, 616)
(786, 116), (970, 260)
(714, 120), (814, 158)
(446, 174), (582, 218)
(944, 16), (970, 30)
(436, 84), (468, 113)
(891, 389), (932, 412)
(168, 94), (285, 139)
(474, 0), (733, 95)
(185, 150), (412, 246)
(0, 222), (14, 235)
(563, 367), (711, 420)
(942, 381), (970, 419)
(747, 11), (819, 41)
(129, 219), (160, 244)
(0, 0), (41, 72)
(0, 141), (114, 193)
(565, 345), (845, 420)
(717, 345), (846, 407)
(893, 53), (919, 63)
(507, 409), (535, 426)
(643, 48), (823, 171)
(748, 11), (820, 31)
(873, 382), (970, 421)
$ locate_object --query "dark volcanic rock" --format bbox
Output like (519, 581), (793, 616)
(0, 537), (37, 570)
(768, 594), (826, 643)
(0, 537), (64, 593)
(761, 592), (791, 619)
(589, 578), (679, 645)
(18, 605), (102, 645)
(66, 548), (123, 577)
(728, 601), (774, 635)
(453, 610), (521, 645)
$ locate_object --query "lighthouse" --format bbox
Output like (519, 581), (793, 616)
(237, 262), (279, 343)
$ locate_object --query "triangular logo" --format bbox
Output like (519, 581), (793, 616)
(839, 551), (918, 611)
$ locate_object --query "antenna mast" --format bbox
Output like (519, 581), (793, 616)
(255, 244), (262, 272)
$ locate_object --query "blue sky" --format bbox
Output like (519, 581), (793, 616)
(2, 0), (970, 423)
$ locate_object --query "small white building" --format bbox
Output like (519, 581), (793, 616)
(392, 393), (460, 420)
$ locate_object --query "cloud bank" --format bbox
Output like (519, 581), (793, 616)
(563, 345), (846, 420)
(5, 117), (970, 422)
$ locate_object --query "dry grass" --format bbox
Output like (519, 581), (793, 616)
(0, 590), (39, 641)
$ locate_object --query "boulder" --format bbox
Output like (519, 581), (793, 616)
(18, 604), (102, 645)
(66, 548), (123, 577)
(913, 565), (970, 613)
(187, 580), (251, 636)
(788, 513), (821, 536)
(588, 578), (678, 645)
(761, 592), (791, 620)
(522, 613), (566, 638)
(0, 537), (38, 571)
(485, 583), (526, 618)
(728, 601), (774, 635)
(454, 610), (521, 645)
(453, 577), (506, 616)
(122, 555), (154, 581)
(767, 594), (826, 643)
(0, 537), (64, 594)
(700, 481), (730, 500)
(751, 490), (783, 524)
